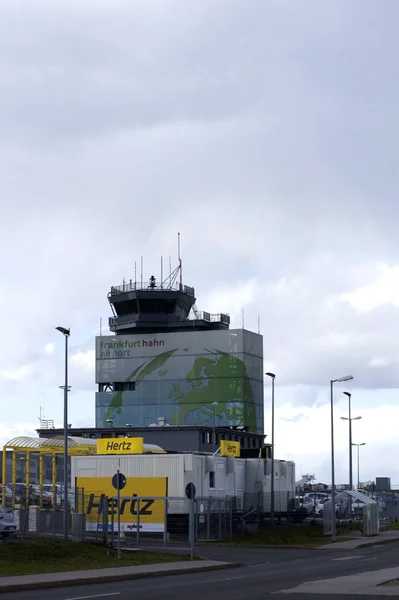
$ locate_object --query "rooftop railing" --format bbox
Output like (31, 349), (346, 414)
(109, 282), (195, 297)
(109, 311), (230, 328)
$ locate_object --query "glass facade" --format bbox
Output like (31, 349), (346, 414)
(95, 329), (264, 433)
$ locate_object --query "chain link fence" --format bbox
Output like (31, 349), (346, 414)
(1, 485), (236, 545)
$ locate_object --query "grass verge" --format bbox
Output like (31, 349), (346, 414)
(214, 525), (354, 547)
(0, 540), (190, 577)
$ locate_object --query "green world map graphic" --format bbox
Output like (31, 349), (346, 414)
(103, 348), (257, 430)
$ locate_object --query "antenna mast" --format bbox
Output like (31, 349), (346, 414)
(178, 232), (182, 287)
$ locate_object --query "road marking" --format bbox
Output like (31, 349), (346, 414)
(332, 556), (362, 561)
(66, 593), (121, 600)
(248, 562), (270, 567)
(224, 576), (243, 580)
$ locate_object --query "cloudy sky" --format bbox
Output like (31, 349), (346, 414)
(1, 0), (398, 486)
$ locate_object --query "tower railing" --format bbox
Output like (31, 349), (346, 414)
(109, 282), (195, 296)
(109, 311), (230, 328)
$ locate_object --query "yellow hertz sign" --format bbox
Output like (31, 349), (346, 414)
(76, 476), (167, 533)
(220, 440), (241, 457)
(96, 437), (144, 455)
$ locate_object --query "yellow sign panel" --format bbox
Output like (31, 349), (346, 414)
(76, 476), (167, 533)
(96, 438), (144, 455)
(220, 440), (240, 457)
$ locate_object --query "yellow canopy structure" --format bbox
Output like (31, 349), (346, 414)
(2, 436), (98, 509)
(2, 436), (166, 509)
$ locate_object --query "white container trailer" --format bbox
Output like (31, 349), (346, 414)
(71, 453), (246, 513)
(245, 459), (296, 512)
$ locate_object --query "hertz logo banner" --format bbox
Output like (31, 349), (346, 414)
(96, 438), (144, 455)
(220, 440), (240, 457)
(76, 476), (167, 533)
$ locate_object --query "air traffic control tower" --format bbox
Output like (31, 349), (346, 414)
(96, 261), (264, 433)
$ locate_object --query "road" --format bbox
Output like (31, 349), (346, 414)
(3, 541), (399, 599)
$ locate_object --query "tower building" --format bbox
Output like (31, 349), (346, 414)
(96, 259), (264, 433)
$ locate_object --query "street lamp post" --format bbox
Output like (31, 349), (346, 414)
(330, 375), (353, 543)
(212, 402), (218, 453)
(56, 326), (70, 541)
(340, 392), (361, 492)
(265, 372), (275, 529)
(352, 443), (366, 489)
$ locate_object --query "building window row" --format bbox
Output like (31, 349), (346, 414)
(201, 431), (261, 449)
(98, 382), (136, 392)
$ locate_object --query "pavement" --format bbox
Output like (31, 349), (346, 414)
(4, 533), (399, 599)
(0, 560), (239, 593)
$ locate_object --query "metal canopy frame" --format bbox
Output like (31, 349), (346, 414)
(2, 436), (167, 509)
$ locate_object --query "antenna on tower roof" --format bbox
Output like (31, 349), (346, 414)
(161, 257), (163, 289)
(178, 232), (182, 287)
(135, 261), (137, 286)
(257, 315), (260, 335)
(140, 256), (143, 288)
(242, 309), (245, 329)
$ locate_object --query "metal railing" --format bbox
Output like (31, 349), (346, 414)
(109, 282), (195, 296)
(4, 489), (236, 546)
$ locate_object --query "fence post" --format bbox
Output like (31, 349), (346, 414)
(136, 499), (140, 545)
(102, 496), (109, 546)
(229, 500), (233, 539)
(207, 499), (211, 540)
(163, 499), (168, 547)
(189, 496), (195, 560)
(111, 499), (115, 548)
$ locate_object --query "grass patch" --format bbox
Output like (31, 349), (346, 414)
(385, 522), (399, 531)
(215, 525), (354, 547)
(0, 540), (190, 577)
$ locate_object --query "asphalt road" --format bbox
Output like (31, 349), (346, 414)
(4, 542), (399, 600)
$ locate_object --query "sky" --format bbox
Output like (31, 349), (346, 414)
(1, 0), (398, 486)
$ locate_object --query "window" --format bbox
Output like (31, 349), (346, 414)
(209, 471), (215, 489)
(99, 382), (136, 392)
(114, 382), (136, 392)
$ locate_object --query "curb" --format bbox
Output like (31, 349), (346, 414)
(0, 562), (243, 593)
(354, 536), (399, 549)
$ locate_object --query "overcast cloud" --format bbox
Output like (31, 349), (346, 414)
(1, 0), (399, 485)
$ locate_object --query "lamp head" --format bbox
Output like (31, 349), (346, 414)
(265, 372), (276, 378)
(56, 326), (70, 336)
(333, 375), (353, 383)
(343, 391), (351, 398)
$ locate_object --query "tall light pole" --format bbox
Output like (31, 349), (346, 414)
(352, 443), (366, 489)
(266, 372), (275, 529)
(330, 375), (353, 542)
(56, 326), (70, 541)
(340, 392), (361, 491)
(212, 402), (218, 453)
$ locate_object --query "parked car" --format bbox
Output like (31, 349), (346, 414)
(0, 485), (13, 506)
(303, 492), (328, 507)
(314, 498), (343, 516)
(0, 505), (17, 539)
